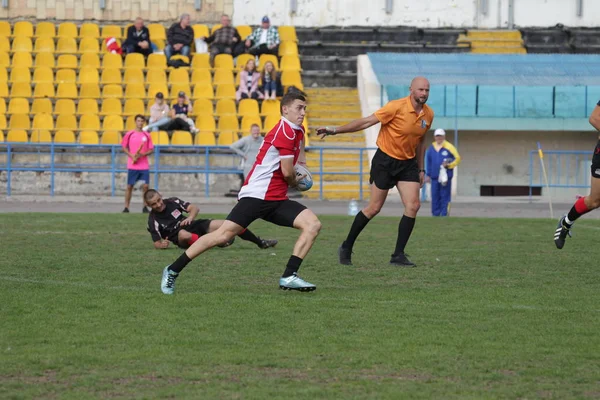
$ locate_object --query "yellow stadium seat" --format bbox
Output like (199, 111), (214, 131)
(0, 21), (11, 37)
(125, 83), (147, 99)
(214, 54), (234, 70)
(101, 52), (122, 69)
(32, 99), (53, 115)
(124, 68), (144, 85)
(123, 99), (145, 116)
(258, 54), (279, 71)
(215, 83), (236, 100)
(171, 130), (193, 146)
(12, 52), (32, 68)
(55, 114), (78, 130)
(80, 23), (100, 38)
(151, 131), (170, 146)
(278, 26), (297, 42)
(33, 37), (55, 53)
(213, 68), (234, 86)
(0, 37), (9, 53)
(101, 25), (123, 40)
(238, 99), (260, 117)
(34, 52), (55, 68)
(80, 114), (101, 130)
(190, 98), (213, 117)
(194, 132), (216, 146)
(12, 37), (32, 52)
(192, 82), (214, 100)
(211, 24), (222, 34)
(0, 114), (7, 129)
(0, 98), (5, 114)
(147, 69), (167, 85)
(260, 99), (280, 116)
(236, 54), (254, 71)
(264, 114), (281, 131)
(79, 37), (100, 54)
(79, 83), (100, 99)
(9, 114), (29, 130)
(55, 68), (76, 84)
(32, 82), (52, 98)
(56, 37), (78, 53)
(124, 53), (145, 69)
(32, 113), (54, 131)
(217, 131), (237, 145)
(101, 130), (121, 145)
(279, 41), (299, 57)
(169, 84), (191, 100)
(35, 22), (56, 38)
(169, 68), (190, 85)
(237, 25), (252, 40)
(281, 70), (303, 89)
(241, 115), (262, 134)
(100, 68), (122, 85)
(125, 115), (137, 131)
(30, 129), (52, 143)
(102, 84), (123, 99)
(57, 23), (78, 38)
(76, 99), (99, 115)
(196, 116), (216, 133)
(78, 67), (99, 84)
(147, 83), (168, 99)
(7, 98), (29, 115)
(0, 67), (7, 82)
(148, 24), (166, 40)
(79, 130), (99, 145)
(99, 98), (122, 116)
(10, 67), (30, 83)
(7, 129), (28, 143)
(54, 130), (76, 143)
(147, 53), (167, 70)
(53, 99), (75, 115)
(0, 131), (3, 142)
(13, 21), (33, 37)
(103, 115), (124, 131)
(57, 54), (78, 69)
(215, 99), (236, 116)
(217, 115), (239, 133)
(280, 55), (301, 72)
(0, 52), (9, 68)
(0, 81), (7, 97)
(191, 54), (210, 69)
(192, 24), (209, 39)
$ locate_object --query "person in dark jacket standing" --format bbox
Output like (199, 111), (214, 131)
(123, 17), (152, 57)
(165, 14), (194, 61)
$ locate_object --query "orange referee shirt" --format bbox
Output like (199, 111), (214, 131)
(374, 96), (434, 160)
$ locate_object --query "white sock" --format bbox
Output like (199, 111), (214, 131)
(564, 215), (574, 226)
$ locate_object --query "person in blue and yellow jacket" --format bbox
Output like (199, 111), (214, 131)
(425, 129), (461, 216)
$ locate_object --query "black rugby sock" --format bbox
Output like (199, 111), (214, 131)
(282, 255), (303, 278)
(393, 215), (416, 256)
(238, 229), (263, 246)
(343, 211), (371, 249)
(169, 252), (191, 274)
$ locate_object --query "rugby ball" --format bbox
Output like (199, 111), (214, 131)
(294, 164), (313, 191)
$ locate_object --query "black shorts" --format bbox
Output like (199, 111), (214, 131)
(369, 148), (420, 190)
(168, 219), (212, 246)
(592, 140), (600, 178)
(226, 197), (307, 229)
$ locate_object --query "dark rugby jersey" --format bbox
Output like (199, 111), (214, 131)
(147, 197), (190, 241)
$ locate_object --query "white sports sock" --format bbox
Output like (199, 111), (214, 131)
(564, 215), (574, 226)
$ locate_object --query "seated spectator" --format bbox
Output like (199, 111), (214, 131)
(260, 61), (283, 99)
(172, 92), (199, 133)
(236, 59), (262, 101)
(123, 17), (152, 57)
(202, 14), (241, 64)
(165, 14), (194, 61)
(143, 92), (191, 132)
(244, 16), (280, 56)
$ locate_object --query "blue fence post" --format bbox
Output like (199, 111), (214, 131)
(585, 85), (589, 117)
(6, 143), (11, 196)
(512, 86), (516, 118)
(50, 141), (55, 196)
(454, 84), (459, 149)
(528, 151), (533, 202)
(110, 146), (116, 197)
(319, 148), (324, 201)
(359, 149), (364, 201)
(204, 147), (210, 198)
(154, 146), (160, 191)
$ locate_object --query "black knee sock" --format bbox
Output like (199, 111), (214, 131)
(565, 197), (591, 227)
(393, 215), (416, 256)
(343, 211), (371, 249)
(168, 252), (192, 274)
(282, 255), (303, 277)
(238, 229), (262, 246)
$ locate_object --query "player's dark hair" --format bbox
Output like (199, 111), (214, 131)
(280, 92), (306, 114)
(144, 189), (159, 202)
(135, 114), (146, 121)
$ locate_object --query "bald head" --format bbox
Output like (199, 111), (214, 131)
(409, 76), (430, 106)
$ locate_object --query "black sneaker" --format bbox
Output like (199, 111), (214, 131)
(338, 244), (353, 266)
(554, 216), (572, 249)
(142, 206), (149, 213)
(390, 253), (416, 267)
(259, 239), (278, 249)
(122, 207), (130, 213)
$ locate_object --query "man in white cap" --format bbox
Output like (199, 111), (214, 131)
(425, 128), (461, 216)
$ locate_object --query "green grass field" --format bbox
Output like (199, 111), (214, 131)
(2, 213), (600, 399)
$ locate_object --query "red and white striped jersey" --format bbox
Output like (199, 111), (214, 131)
(238, 117), (304, 201)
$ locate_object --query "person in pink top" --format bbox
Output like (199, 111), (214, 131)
(121, 115), (155, 213)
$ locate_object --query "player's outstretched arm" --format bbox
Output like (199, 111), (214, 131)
(154, 240), (169, 249)
(181, 203), (199, 226)
(590, 105), (600, 131)
(316, 114), (379, 139)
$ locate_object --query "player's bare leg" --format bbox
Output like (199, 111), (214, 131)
(338, 184), (389, 265)
(123, 184), (133, 213)
(555, 176), (600, 249)
(206, 220), (277, 249)
(279, 209), (321, 292)
(390, 181), (421, 267)
(141, 184), (149, 213)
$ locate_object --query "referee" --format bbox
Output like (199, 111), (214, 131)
(317, 76), (434, 267)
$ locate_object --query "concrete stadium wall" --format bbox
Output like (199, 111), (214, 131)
(233, 0), (600, 28)
(0, 0), (231, 22)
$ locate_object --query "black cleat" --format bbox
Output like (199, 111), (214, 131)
(554, 216), (572, 249)
(122, 207), (130, 213)
(390, 253), (416, 267)
(259, 239), (278, 249)
(338, 244), (353, 266)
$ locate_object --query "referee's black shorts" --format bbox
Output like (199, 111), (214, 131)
(369, 148), (420, 190)
(226, 197), (307, 229)
(592, 140), (600, 179)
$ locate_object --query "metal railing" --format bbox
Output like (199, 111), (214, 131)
(528, 149), (592, 198)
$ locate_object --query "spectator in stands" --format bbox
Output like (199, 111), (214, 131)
(165, 14), (194, 61)
(173, 92), (199, 133)
(244, 16), (280, 56)
(236, 59), (262, 101)
(260, 61), (283, 99)
(143, 92), (191, 132)
(123, 17), (152, 57)
(122, 115), (154, 213)
(230, 123), (264, 184)
(425, 129), (461, 217)
(201, 14), (241, 64)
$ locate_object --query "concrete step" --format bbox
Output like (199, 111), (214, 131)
(306, 160), (369, 169)
(307, 110), (362, 119)
(306, 103), (361, 112)
(308, 117), (361, 126)
(306, 151), (369, 160)
(471, 46), (527, 54)
(305, 87), (358, 95)
(466, 30), (522, 39)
